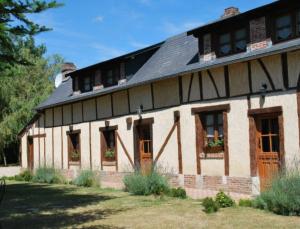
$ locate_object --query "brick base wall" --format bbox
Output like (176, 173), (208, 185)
(61, 168), (253, 195)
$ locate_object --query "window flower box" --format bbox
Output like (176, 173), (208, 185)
(201, 145), (224, 159)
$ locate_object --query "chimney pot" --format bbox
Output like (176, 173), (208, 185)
(222, 7), (240, 18)
(61, 62), (76, 82)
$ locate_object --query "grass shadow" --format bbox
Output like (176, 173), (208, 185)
(0, 182), (127, 228)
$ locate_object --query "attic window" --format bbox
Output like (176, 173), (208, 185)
(275, 15), (292, 42)
(82, 76), (92, 92)
(102, 67), (119, 87)
(218, 28), (247, 57)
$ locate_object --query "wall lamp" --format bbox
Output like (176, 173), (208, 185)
(260, 83), (268, 99)
(137, 104), (143, 119)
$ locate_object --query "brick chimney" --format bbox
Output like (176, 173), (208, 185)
(222, 7), (240, 18)
(61, 62), (76, 81)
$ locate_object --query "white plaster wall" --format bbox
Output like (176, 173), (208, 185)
(97, 95), (112, 119)
(129, 85), (152, 112)
(113, 91), (129, 116)
(73, 102), (83, 123)
(53, 127), (62, 169)
(54, 107), (62, 126)
(63, 105), (72, 125)
(45, 128), (53, 167)
(45, 108), (53, 127)
(83, 99), (96, 121)
(287, 50), (300, 88)
(261, 55), (283, 90)
(33, 137), (39, 168)
(229, 62), (249, 96)
(153, 78), (179, 108)
(21, 134), (27, 168)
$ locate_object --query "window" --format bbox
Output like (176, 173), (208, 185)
(202, 112), (224, 148)
(275, 15), (292, 42)
(259, 118), (279, 153)
(82, 76), (92, 92)
(68, 132), (80, 164)
(218, 28), (247, 57)
(102, 67), (119, 87)
(273, 10), (300, 43)
(219, 33), (231, 56)
(100, 127), (117, 163)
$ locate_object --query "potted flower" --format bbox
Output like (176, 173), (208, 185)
(71, 150), (80, 162)
(204, 139), (224, 154)
(104, 149), (115, 161)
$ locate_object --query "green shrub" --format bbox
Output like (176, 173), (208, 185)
(238, 199), (253, 207)
(123, 168), (169, 196)
(73, 170), (99, 187)
(32, 167), (65, 184)
(14, 170), (33, 182)
(168, 187), (187, 199)
(202, 197), (219, 213)
(253, 170), (300, 216)
(215, 191), (235, 208)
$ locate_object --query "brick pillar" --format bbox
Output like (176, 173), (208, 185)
(249, 17), (271, 51)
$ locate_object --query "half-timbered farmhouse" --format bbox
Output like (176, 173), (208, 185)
(19, 0), (300, 195)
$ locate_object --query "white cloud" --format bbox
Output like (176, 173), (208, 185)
(91, 43), (125, 61)
(162, 21), (203, 35)
(93, 15), (104, 23)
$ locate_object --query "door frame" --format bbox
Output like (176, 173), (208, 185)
(27, 136), (34, 171)
(248, 106), (285, 179)
(133, 118), (154, 169)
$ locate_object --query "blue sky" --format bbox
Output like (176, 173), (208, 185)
(31, 0), (275, 69)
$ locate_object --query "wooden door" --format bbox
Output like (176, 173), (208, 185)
(138, 124), (153, 173)
(256, 116), (281, 191)
(27, 137), (34, 171)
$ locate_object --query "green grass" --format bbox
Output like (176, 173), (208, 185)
(0, 181), (300, 229)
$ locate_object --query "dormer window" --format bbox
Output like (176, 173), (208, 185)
(218, 28), (247, 57)
(275, 15), (292, 42)
(83, 76), (91, 92)
(102, 67), (119, 87)
(273, 10), (300, 43)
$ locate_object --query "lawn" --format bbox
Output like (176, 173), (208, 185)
(0, 181), (299, 229)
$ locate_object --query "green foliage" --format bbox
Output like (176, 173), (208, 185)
(123, 168), (170, 196)
(0, 38), (63, 165)
(104, 150), (115, 158)
(0, 0), (62, 66)
(168, 187), (187, 199)
(13, 170), (33, 181)
(32, 167), (65, 184)
(202, 197), (219, 213)
(215, 191), (235, 208)
(238, 199), (253, 207)
(73, 170), (100, 187)
(208, 139), (224, 147)
(253, 170), (300, 216)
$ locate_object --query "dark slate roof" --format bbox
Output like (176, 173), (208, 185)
(37, 33), (300, 111)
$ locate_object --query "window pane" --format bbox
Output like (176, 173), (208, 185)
(262, 136), (270, 152)
(270, 118), (279, 134)
(235, 29), (246, 40)
(206, 127), (214, 137)
(83, 77), (91, 91)
(261, 119), (269, 135)
(218, 126), (224, 137)
(220, 44), (231, 55)
(276, 15), (291, 28)
(272, 136), (279, 152)
(206, 114), (214, 126)
(235, 40), (247, 52)
(217, 113), (223, 125)
(220, 33), (230, 44)
(277, 28), (292, 40)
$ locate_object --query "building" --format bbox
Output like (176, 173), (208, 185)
(19, 0), (300, 195)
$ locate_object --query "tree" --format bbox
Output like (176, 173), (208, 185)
(0, 0), (62, 67)
(0, 38), (63, 165)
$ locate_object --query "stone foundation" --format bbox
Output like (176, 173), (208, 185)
(60, 168), (254, 197)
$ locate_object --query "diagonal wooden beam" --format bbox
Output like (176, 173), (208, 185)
(154, 122), (177, 164)
(116, 131), (134, 168)
(257, 59), (275, 91)
(207, 70), (220, 98)
(187, 73), (194, 102)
